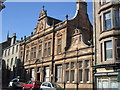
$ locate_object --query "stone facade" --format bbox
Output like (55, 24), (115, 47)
(20, 1), (93, 89)
(93, 0), (120, 89)
(2, 33), (22, 87)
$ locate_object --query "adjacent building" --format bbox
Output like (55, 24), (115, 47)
(93, 0), (120, 89)
(20, 0), (93, 89)
(2, 33), (22, 87)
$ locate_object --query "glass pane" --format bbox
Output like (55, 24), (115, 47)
(48, 42), (51, 47)
(79, 69), (82, 82)
(57, 65), (62, 82)
(105, 12), (111, 20)
(105, 19), (111, 30)
(114, 10), (120, 27)
(117, 40), (120, 46)
(66, 63), (69, 69)
(117, 48), (120, 58)
(57, 45), (61, 54)
(71, 70), (75, 82)
(106, 41), (112, 48)
(106, 49), (112, 59)
(71, 62), (75, 69)
(58, 39), (61, 44)
(79, 61), (82, 68)
(85, 69), (89, 82)
(85, 60), (89, 67)
(48, 48), (51, 55)
(66, 71), (69, 82)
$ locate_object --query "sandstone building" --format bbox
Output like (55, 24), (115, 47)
(20, 1), (93, 89)
(93, 0), (120, 89)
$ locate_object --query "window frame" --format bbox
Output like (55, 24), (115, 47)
(105, 41), (112, 60)
(104, 11), (112, 30)
(57, 38), (62, 54)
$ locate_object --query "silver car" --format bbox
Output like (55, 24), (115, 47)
(40, 82), (64, 90)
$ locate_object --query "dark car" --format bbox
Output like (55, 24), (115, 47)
(9, 78), (25, 89)
(23, 80), (42, 90)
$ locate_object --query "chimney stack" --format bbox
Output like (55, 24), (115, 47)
(76, 0), (87, 14)
(11, 33), (16, 45)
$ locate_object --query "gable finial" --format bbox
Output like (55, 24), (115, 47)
(6, 30), (9, 40)
(42, 5), (45, 10)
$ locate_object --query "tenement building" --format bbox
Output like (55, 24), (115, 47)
(20, 1), (93, 89)
(93, 0), (120, 89)
(2, 33), (21, 87)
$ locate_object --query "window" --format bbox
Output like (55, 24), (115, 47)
(116, 40), (120, 59)
(85, 69), (90, 82)
(66, 63), (69, 69)
(7, 59), (9, 66)
(31, 48), (33, 59)
(12, 47), (14, 54)
(26, 50), (29, 61)
(44, 42), (51, 57)
(8, 49), (10, 56)
(78, 61), (83, 82)
(11, 58), (13, 66)
(79, 61), (83, 68)
(44, 67), (50, 82)
(66, 71), (69, 83)
(65, 63), (69, 83)
(104, 12), (111, 30)
(56, 65), (62, 82)
(71, 62), (75, 82)
(105, 41), (112, 60)
(79, 69), (83, 82)
(33, 47), (36, 58)
(48, 42), (51, 56)
(57, 39), (62, 54)
(16, 45), (18, 52)
(38, 45), (42, 58)
(15, 57), (17, 65)
(85, 60), (90, 67)
(114, 9), (120, 27)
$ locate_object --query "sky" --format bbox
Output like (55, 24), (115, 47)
(1, 1), (92, 43)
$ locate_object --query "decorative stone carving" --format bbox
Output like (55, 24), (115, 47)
(44, 36), (52, 41)
(73, 28), (80, 36)
(39, 21), (44, 30)
(57, 32), (62, 37)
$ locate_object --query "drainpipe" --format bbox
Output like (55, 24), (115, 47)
(22, 36), (26, 80)
(51, 20), (55, 82)
(93, 1), (97, 90)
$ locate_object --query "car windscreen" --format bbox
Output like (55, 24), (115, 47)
(52, 83), (62, 88)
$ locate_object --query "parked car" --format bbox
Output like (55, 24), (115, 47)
(9, 78), (25, 89)
(40, 82), (63, 90)
(23, 80), (42, 90)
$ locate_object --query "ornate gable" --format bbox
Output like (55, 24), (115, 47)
(34, 6), (47, 34)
